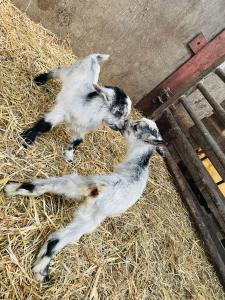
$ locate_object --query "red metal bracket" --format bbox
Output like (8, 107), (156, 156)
(136, 29), (225, 116)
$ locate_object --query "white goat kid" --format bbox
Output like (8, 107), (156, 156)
(5, 118), (165, 283)
(22, 53), (132, 161)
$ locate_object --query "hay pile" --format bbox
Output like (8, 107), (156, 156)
(0, 1), (224, 299)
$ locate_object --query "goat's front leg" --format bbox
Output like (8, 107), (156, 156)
(32, 205), (105, 282)
(21, 104), (64, 147)
(64, 131), (84, 162)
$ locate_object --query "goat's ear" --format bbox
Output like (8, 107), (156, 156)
(143, 138), (166, 157)
(143, 139), (165, 156)
(144, 138), (166, 146)
(93, 84), (108, 102)
(156, 146), (165, 157)
(93, 84), (102, 94)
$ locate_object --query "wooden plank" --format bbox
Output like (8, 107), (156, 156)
(191, 126), (225, 182)
(197, 82), (225, 125)
(165, 149), (225, 288)
(159, 110), (225, 228)
(180, 95), (225, 171)
(190, 120), (225, 182)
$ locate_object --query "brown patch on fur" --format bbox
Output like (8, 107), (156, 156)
(90, 187), (99, 197)
(78, 183), (106, 205)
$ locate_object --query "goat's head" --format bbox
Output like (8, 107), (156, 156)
(120, 118), (166, 156)
(93, 84), (132, 130)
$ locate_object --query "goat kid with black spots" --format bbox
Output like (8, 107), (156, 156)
(22, 53), (132, 161)
(5, 118), (165, 283)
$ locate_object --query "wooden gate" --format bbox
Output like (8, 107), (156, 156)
(135, 31), (225, 288)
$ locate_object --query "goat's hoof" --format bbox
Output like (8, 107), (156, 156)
(33, 271), (53, 284)
(34, 73), (49, 86)
(21, 133), (34, 148)
(4, 182), (21, 197)
(64, 150), (74, 162)
(21, 139), (29, 148)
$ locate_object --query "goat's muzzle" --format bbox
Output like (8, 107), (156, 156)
(109, 119), (129, 134)
(117, 119), (129, 135)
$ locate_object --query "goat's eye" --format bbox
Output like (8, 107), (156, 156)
(114, 111), (123, 118)
(133, 124), (138, 131)
(151, 129), (158, 138)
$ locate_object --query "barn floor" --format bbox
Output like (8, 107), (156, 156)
(0, 1), (224, 299)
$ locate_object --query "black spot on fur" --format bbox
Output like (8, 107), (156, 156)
(86, 91), (99, 100)
(19, 182), (35, 192)
(131, 151), (153, 181)
(46, 239), (59, 257)
(105, 86), (128, 117)
(113, 179), (122, 187)
(105, 86), (127, 105)
(68, 138), (83, 151)
(34, 72), (52, 86)
(21, 118), (52, 146)
(43, 263), (50, 275)
(106, 86), (127, 102)
(150, 128), (158, 138)
(43, 275), (51, 283)
(137, 152), (152, 168)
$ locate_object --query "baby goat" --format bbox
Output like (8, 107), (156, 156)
(5, 118), (165, 283)
(22, 53), (132, 161)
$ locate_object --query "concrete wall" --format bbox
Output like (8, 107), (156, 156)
(12, 0), (225, 103)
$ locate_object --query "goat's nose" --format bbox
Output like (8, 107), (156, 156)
(124, 119), (129, 128)
(117, 119), (129, 135)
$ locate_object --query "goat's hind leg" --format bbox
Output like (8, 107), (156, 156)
(34, 66), (68, 86)
(4, 174), (105, 199)
(21, 105), (64, 146)
(33, 204), (104, 282)
(64, 131), (84, 162)
(4, 175), (82, 198)
(34, 54), (109, 86)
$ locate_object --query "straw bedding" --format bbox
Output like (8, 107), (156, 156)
(0, 1), (224, 299)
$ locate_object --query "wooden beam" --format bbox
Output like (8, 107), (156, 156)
(135, 30), (225, 118)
